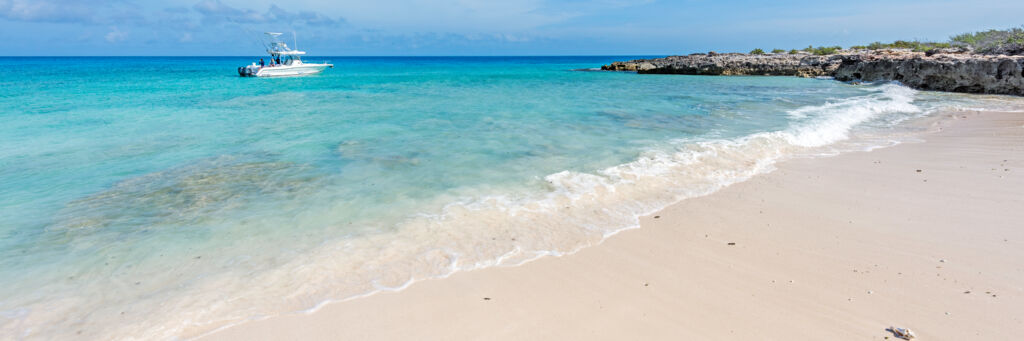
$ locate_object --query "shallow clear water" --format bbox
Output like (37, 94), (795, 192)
(0, 56), (1016, 339)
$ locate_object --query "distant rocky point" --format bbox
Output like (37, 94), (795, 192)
(602, 49), (1024, 96)
(603, 52), (840, 77)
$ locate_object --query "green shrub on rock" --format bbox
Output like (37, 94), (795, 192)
(951, 26), (1024, 54)
(864, 40), (950, 52)
(771, 26), (1024, 57)
(750, 48), (765, 55)
(810, 46), (842, 55)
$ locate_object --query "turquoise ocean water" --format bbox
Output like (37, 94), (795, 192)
(0, 56), (1016, 339)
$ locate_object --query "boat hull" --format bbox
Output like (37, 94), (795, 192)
(255, 64), (332, 77)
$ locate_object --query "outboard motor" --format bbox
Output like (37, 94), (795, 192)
(238, 65), (260, 77)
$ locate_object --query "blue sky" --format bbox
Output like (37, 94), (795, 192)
(2, 0), (1022, 56)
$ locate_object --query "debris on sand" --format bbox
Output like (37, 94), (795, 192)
(888, 326), (916, 340)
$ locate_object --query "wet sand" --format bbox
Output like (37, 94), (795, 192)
(203, 110), (1024, 340)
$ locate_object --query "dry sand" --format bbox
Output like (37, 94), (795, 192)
(204, 110), (1024, 340)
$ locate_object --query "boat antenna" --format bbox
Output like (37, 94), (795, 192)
(293, 31), (297, 51)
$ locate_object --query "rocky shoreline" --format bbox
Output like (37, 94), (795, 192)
(602, 50), (1024, 96)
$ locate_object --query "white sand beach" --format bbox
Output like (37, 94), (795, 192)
(203, 110), (1024, 340)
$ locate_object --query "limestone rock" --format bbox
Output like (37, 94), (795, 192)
(833, 52), (1024, 96)
(601, 54), (842, 77)
(602, 49), (1024, 96)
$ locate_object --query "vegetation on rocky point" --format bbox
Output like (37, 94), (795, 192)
(746, 25), (1024, 56)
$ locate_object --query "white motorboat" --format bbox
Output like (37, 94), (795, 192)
(239, 32), (333, 77)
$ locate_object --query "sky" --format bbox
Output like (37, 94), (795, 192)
(1, 0), (1022, 56)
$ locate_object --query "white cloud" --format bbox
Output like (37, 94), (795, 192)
(0, 0), (95, 23)
(241, 0), (649, 33)
(501, 34), (531, 43)
(189, 0), (344, 26)
(192, 0), (267, 23)
(105, 26), (127, 43)
(266, 4), (339, 26)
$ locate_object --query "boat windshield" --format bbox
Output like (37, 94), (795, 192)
(268, 41), (291, 55)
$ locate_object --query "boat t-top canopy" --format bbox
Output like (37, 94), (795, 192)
(263, 32), (306, 57)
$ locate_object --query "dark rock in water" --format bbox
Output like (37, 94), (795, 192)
(833, 51), (1024, 96)
(602, 49), (1024, 96)
(601, 53), (842, 77)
